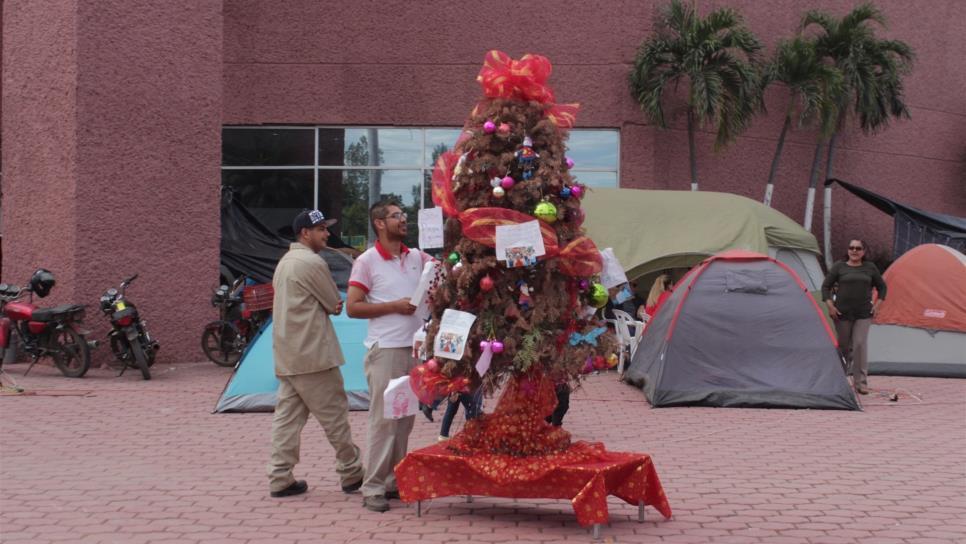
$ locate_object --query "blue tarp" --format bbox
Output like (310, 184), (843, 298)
(214, 307), (370, 413)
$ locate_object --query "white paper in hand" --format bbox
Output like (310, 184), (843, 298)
(383, 376), (418, 419)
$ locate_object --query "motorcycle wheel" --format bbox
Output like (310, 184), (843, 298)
(201, 321), (243, 367)
(129, 338), (151, 380)
(107, 334), (130, 371)
(52, 326), (92, 378)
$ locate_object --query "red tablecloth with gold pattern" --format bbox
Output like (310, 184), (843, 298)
(395, 441), (672, 527)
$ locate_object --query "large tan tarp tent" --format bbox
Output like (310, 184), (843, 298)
(582, 188), (824, 289)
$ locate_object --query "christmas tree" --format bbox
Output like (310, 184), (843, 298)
(416, 50), (619, 457)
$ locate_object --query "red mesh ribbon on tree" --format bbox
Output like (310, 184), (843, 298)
(431, 151), (461, 217)
(409, 360), (471, 406)
(557, 236), (603, 276)
(460, 207), (560, 257)
(476, 50), (580, 129)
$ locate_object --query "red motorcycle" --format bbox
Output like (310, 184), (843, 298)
(201, 276), (272, 367)
(0, 269), (93, 378)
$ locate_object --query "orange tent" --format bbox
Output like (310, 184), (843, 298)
(874, 244), (966, 332)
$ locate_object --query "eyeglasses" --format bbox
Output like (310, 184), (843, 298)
(848, 246), (864, 251)
(386, 212), (407, 220)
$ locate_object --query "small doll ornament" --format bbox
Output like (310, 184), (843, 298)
(514, 136), (539, 180)
(517, 280), (533, 311)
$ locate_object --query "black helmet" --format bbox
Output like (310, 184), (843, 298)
(29, 268), (56, 298)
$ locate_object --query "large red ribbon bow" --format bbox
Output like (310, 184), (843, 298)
(476, 50), (579, 128)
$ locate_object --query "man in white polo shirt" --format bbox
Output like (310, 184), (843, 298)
(347, 200), (433, 513)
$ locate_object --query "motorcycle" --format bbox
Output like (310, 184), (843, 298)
(201, 276), (272, 367)
(99, 274), (160, 380)
(0, 269), (93, 378)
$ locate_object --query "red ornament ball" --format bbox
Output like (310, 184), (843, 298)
(480, 275), (495, 291)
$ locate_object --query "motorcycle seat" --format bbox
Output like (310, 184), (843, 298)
(30, 304), (86, 322)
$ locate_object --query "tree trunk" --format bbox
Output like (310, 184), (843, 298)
(803, 140), (825, 231)
(822, 131), (839, 268)
(804, 187), (816, 232)
(688, 108), (698, 191)
(765, 111), (793, 207)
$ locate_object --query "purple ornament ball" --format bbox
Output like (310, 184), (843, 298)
(565, 157), (575, 169)
(501, 176), (515, 189)
(491, 341), (505, 353)
(479, 340), (492, 351)
(483, 120), (496, 134)
(570, 185), (584, 198)
(578, 279), (590, 291)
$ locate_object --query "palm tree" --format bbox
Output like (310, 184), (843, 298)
(800, 2), (914, 265)
(761, 37), (841, 207)
(629, 0), (762, 191)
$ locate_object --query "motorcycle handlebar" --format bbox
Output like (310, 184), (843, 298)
(119, 274), (139, 292)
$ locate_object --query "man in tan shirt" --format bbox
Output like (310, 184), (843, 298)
(267, 209), (365, 498)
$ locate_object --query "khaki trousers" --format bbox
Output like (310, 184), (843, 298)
(835, 318), (872, 389)
(361, 344), (416, 498)
(267, 368), (364, 493)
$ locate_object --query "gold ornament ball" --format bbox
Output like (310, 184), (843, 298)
(588, 282), (608, 308)
(534, 201), (558, 223)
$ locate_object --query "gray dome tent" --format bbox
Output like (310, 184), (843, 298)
(625, 251), (859, 410)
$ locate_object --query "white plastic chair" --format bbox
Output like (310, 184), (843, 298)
(612, 309), (644, 375)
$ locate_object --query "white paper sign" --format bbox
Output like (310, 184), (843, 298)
(495, 221), (546, 267)
(383, 376), (419, 419)
(418, 207), (445, 249)
(599, 248), (629, 288)
(434, 309), (477, 361)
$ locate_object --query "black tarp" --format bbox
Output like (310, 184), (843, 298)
(220, 189), (353, 290)
(827, 178), (966, 257)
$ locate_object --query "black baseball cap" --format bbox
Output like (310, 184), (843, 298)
(292, 209), (337, 235)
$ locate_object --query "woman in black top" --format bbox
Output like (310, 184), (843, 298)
(821, 239), (888, 394)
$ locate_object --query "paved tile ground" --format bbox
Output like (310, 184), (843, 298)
(1, 360), (964, 544)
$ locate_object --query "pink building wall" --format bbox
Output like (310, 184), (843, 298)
(2, 0), (963, 365)
(224, 0), (966, 260)
(3, 0), (222, 364)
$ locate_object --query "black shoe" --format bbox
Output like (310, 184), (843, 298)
(342, 478), (363, 493)
(270, 480), (308, 498)
(385, 489), (400, 500)
(420, 403), (434, 422)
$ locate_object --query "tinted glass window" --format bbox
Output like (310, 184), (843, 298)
(221, 169), (314, 237)
(223, 128), (314, 166)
